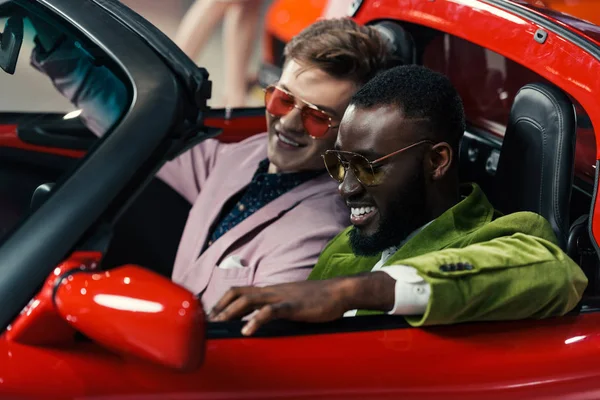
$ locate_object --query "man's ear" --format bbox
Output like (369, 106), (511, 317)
(428, 142), (453, 180)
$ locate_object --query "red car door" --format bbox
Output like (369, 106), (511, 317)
(2, 0), (600, 399)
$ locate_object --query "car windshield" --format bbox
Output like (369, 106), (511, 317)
(0, 0), (130, 240)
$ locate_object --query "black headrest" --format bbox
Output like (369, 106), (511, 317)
(370, 21), (416, 66)
(494, 83), (576, 249)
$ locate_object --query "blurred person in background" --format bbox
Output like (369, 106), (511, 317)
(174, 0), (264, 108)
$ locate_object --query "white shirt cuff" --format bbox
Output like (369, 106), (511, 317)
(379, 265), (430, 315)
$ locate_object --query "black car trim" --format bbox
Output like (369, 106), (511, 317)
(0, 112), (67, 123)
(18, 121), (95, 151)
(589, 162), (600, 263)
(0, 147), (78, 170)
(51, 266), (89, 308)
(206, 301), (593, 340)
(0, 0), (183, 330)
(93, 0), (211, 119)
(574, 176), (594, 198)
(205, 107), (266, 119)
(207, 315), (412, 339)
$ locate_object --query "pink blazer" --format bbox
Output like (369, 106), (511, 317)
(157, 133), (349, 311)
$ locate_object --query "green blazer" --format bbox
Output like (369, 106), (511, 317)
(308, 183), (588, 326)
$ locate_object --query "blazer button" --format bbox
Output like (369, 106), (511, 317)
(439, 265), (449, 272)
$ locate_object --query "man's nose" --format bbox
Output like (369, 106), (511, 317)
(339, 167), (364, 200)
(279, 106), (304, 133)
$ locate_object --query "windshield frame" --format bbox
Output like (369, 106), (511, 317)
(0, 0), (183, 330)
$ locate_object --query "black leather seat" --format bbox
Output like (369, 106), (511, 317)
(493, 83), (576, 249)
(567, 214), (597, 294)
(370, 21), (416, 67)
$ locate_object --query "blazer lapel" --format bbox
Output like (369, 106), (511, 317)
(386, 183), (496, 265)
(184, 173), (334, 295)
(186, 156), (263, 267)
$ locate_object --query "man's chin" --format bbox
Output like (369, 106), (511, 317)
(347, 218), (416, 257)
(347, 227), (389, 257)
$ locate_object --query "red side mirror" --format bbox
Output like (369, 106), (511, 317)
(54, 265), (205, 371)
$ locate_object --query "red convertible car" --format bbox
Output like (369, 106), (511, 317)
(0, 0), (600, 398)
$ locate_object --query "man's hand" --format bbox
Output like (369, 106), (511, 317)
(208, 272), (396, 336)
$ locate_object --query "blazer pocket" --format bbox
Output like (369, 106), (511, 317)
(211, 262), (253, 284)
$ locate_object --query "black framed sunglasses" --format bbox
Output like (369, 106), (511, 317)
(322, 140), (435, 186)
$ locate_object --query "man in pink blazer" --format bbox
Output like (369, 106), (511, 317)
(156, 132), (349, 309)
(161, 19), (394, 310)
(31, 18), (394, 311)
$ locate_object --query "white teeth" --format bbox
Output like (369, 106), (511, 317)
(351, 206), (375, 216)
(278, 133), (300, 147)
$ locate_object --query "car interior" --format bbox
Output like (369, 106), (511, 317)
(1, 18), (598, 314)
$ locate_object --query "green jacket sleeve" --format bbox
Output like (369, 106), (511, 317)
(400, 232), (588, 326)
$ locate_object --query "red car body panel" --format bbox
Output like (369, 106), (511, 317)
(1, 0), (600, 398)
(1, 313), (600, 398)
(205, 111), (267, 143)
(352, 0), (600, 244)
(0, 124), (85, 158)
(261, 0), (598, 186)
(263, 0), (326, 64)
(0, 112), (267, 160)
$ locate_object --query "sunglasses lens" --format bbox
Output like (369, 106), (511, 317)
(351, 156), (377, 186)
(323, 152), (346, 183)
(265, 86), (294, 116)
(302, 108), (330, 138)
(323, 153), (378, 185)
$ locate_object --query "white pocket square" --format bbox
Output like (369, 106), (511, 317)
(218, 255), (245, 269)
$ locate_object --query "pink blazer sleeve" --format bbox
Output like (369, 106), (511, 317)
(155, 139), (226, 204)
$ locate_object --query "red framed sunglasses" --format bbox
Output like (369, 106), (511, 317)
(264, 85), (339, 139)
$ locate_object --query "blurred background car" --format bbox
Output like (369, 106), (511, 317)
(257, 0), (354, 88)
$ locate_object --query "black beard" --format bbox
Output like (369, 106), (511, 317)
(348, 169), (427, 257)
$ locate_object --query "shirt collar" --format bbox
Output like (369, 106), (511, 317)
(380, 221), (433, 263)
(378, 191), (471, 264)
(253, 158), (324, 182)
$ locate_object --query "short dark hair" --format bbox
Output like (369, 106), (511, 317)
(284, 18), (392, 85)
(350, 65), (466, 152)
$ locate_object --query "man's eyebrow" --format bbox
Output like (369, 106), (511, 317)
(280, 83), (339, 118)
(356, 150), (383, 160)
(333, 146), (383, 160)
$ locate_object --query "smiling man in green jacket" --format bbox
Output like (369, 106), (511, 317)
(210, 65), (588, 336)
